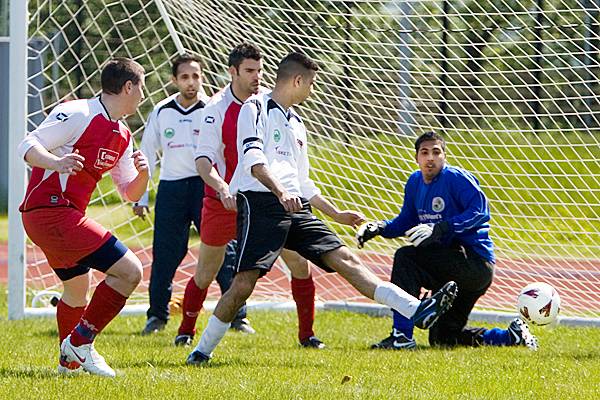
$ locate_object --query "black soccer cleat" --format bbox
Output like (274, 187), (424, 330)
(186, 350), (210, 366)
(141, 316), (167, 336)
(507, 318), (538, 351)
(300, 336), (326, 349)
(174, 334), (194, 347)
(412, 281), (458, 329)
(371, 330), (416, 350)
(230, 318), (256, 334)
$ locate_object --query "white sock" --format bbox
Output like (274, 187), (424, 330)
(195, 314), (231, 356)
(374, 281), (421, 318)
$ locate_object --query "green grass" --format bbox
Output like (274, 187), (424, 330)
(0, 213), (6, 243)
(0, 290), (598, 399)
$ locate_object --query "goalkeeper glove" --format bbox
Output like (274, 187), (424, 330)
(405, 221), (450, 247)
(356, 221), (386, 248)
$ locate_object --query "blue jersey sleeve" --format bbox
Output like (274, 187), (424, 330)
(445, 170), (490, 236)
(380, 173), (420, 238)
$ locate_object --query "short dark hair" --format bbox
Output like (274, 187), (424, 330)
(228, 43), (262, 69)
(172, 53), (203, 77)
(101, 58), (144, 95)
(415, 131), (446, 152)
(276, 52), (319, 82)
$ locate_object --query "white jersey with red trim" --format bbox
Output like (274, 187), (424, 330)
(18, 97), (138, 212)
(194, 84), (244, 199)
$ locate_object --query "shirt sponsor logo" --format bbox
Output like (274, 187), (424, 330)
(432, 197), (445, 212)
(179, 118), (192, 123)
(419, 213), (443, 222)
(164, 128), (175, 138)
(167, 142), (196, 149)
(275, 146), (291, 157)
(94, 148), (119, 169)
(56, 112), (69, 122)
(204, 115), (215, 124)
(273, 129), (281, 142)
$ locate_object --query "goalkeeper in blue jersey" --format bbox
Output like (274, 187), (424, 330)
(357, 131), (538, 350)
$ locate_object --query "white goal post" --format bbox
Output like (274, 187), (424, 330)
(8, 0), (600, 326)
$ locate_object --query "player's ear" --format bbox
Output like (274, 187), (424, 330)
(228, 65), (237, 77)
(171, 75), (177, 86)
(294, 75), (302, 88)
(123, 80), (133, 94)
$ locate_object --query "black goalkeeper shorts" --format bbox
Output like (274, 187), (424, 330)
(235, 191), (343, 276)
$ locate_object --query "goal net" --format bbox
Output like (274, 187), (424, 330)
(9, 0), (600, 324)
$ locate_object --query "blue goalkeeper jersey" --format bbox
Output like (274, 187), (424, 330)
(381, 164), (495, 262)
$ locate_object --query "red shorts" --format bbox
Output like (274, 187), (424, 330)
(22, 207), (113, 269)
(200, 196), (237, 247)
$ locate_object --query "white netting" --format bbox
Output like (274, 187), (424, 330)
(19, 0), (600, 321)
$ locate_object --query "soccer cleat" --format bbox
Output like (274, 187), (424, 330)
(60, 335), (116, 377)
(186, 350), (210, 366)
(508, 318), (538, 351)
(230, 318), (256, 334)
(140, 316), (167, 336)
(412, 281), (458, 329)
(174, 334), (194, 347)
(57, 354), (83, 375)
(371, 330), (416, 350)
(300, 336), (326, 349)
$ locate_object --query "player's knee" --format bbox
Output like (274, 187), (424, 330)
(122, 257), (143, 286)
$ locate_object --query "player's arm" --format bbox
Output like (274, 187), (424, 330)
(309, 194), (365, 227)
(111, 140), (150, 202)
(133, 108), (160, 219)
(238, 100), (301, 212)
(195, 108), (236, 210)
(19, 104), (86, 174)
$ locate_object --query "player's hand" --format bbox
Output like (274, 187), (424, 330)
(356, 221), (385, 248)
(132, 150), (149, 174)
(54, 149), (85, 175)
(333, 210), (365, 228)
(132, 204), (150, 220)
(217, 185), (237, 211)
(278, 191), (302, 213)
(405, 221), (449, 247)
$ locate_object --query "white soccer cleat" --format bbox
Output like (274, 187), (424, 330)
(60, 335), (116, 377)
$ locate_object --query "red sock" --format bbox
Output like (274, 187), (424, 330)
(292, 275), (316, 341)
(178, 278), (208, 336)
(56, 299), (86, 345)
(70, 281), (127, 346)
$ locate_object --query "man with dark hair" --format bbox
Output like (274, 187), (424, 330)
(176, 44), (326, 349)
(357, 131), (538, 351)
(19, 58), (149, 377)
(186, 52), (458, 365)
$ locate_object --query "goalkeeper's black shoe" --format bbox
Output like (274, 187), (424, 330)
(412, 281), (458, 329)
(186, 350), (210, 366)
(230, 318), (256, 334)
(300, 336), (326, 349)
(174, 334), (194, 347)
(507, 318), (538, 351)
(141, 316), (167, 336)
(371, 330), (416, 350)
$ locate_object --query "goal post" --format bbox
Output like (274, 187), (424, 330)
(8, 0), (600, 326)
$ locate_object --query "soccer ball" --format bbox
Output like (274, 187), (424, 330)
(517, 282), (561, 325)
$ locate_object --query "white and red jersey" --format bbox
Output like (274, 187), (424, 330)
(194, 84), (247, 199)
(19, 97), (138, 213)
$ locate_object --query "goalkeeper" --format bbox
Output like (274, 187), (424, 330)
(357, 131), (538, 350)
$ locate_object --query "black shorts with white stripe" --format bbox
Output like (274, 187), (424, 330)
(235, 191), (343, 276)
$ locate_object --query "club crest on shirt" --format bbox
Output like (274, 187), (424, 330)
(164, 128), (175, 138)
(95, 148), (119, 169)
(273, 129), (281, 142)
(432, 197), (445, 212)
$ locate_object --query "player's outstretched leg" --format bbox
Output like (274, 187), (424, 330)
(186, 269), (261, 365)
(321, 247), (457, 329)
(60, 251), (142, 377)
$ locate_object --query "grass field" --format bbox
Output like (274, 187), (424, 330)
(0, 290), (599, 399)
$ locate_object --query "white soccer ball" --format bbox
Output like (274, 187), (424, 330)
(517, 282), (561, 325)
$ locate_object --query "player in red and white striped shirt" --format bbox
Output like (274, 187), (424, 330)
(19, 58), (149, 377)
(176, 43), (325, 349)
